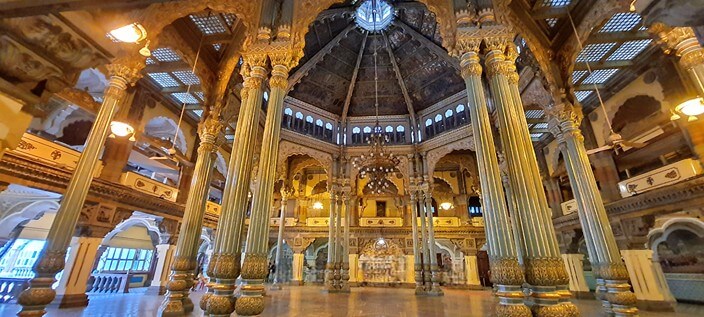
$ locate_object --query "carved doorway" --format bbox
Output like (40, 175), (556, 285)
(477, 250), (492, 287)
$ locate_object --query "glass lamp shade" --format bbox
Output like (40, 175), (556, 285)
(675, 97), (704, 117)
(109, 23), (147, 43)
(439, 202), (453, 210)
(312, 201), (324, 210)
(110, 121), (135, 139)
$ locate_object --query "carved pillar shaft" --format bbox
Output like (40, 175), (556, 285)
(458, 44), (529, 315)
(237, 61), (291, 316)
(422, 187), (443, 296)
(325, 183), (338, 291)
(484, 39), (576, 316)
(205, 59), (267, 317)
(409, 190), (424, 294)
(272, 193), (288, 290)
(159, 114), (222, 317)
(17, 61), (142, 317)
(340, 190), (351, 290)
(553, 117), (638, 316)
(417, 180), (431, 291)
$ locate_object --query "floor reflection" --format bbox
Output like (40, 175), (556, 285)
(0, 286), (702, 317)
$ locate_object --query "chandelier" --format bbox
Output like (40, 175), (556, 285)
(352, 0), (400, 195)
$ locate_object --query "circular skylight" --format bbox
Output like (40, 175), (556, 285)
(356, 0), (394, 32)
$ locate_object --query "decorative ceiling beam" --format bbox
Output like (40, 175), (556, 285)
(531, 6), (570, 19)
(382, 31), (418, 128)
(340, 31), (368, 124)
(287, 24), (357, 92)
(574, 60), (633, 71)
(574, 83), (605, 90)
(392, 20), (460, 72)
(0, 0), (174, 18)
(145, 61), (192, 73)
(586, 31), (651, 44)
(161, 86), (203, 93)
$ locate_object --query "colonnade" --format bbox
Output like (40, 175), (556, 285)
(323, 159), (351, 293)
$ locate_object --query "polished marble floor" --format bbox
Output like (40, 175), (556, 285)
(1, 286), (702, 316)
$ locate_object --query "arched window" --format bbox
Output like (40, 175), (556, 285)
(456, 104), (467, 126)
(425, 118), (434, 139)
(305, 116), (314, 135)
(315, 119), (324, 138)
(445, 109), (455, 129)
(385, 126), (394, 143)
(434, 114), (445, 134)
(294, 112), (304, 132)
(352, 126), (361, 144)
(363, 126), (372, 143)
(283, 108), (293, 129)
(468, 196), (482, 217)
(396, 125), (405, 143)
(325, 122), (334, 141)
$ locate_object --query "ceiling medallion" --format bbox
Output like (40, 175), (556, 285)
(353, 7), (399, 195)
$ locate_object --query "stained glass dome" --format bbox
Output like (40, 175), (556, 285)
(356, 0), (394, 32)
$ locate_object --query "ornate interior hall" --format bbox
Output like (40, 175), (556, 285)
(0, 0), (703, 316)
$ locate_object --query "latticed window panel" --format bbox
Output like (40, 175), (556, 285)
(525, 109), (545, 119)
(574, 90), (593, 102)
(581, 69), (619, 84)
(171, 92), (199, 104)
(531, 133), (545, 139)
(145, 57), (156, 65)
(599, 12), (642, 33)
(545, 18), (558, 28)
(194, 91), (205, 101)
(192, 109), (204, 117)
(147, 72), (180, 88)
(189, 13), (228, 35)
(213, 43), (222, 51)
(533, 123), (549, 129)
(576, 43), (616, 62)
(606, 39), (652, 61)
(172, 70), (200, 85)
(572, 70), (588, 84)
(222, 13), (237, 28)
(151, 48), (181, 62)
(539, 0), (572, 7)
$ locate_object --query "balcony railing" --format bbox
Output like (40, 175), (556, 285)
(416, 216), (461, 227)
(206, 201), (221, 216)
(360, 217), (403, 227)
(119, 172), (179, 202)
(618, 158), (703, 198)
(12, 133), (102, 176)
(244, 217), (298, 226)
(305, 217), (347, 227)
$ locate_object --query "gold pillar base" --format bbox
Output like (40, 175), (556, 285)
(496, 303), (532, 317)
(428, 267), (444, 296)
(234, 294), (264, 316)
(236, 253), (268, 316)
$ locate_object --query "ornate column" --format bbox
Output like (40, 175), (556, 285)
(333, 186), (343, 288)
(416, 177), (431, 292)
(205, 55), (267, 316)
(421, 180), (443, 296)
(484, 36), (578, 316)
(409, 185), (424, 294)
(339, 186), (352, 292)
(549, 106), (638, 316)
(324, 182), (339, 292)
(456, 38), (529, 315)
(272, 187), (290, 290)
(17, 60), (142, 317)
(158, 112), (222, 316)
(236, 50), (296, 316)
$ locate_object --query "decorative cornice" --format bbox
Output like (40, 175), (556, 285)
(0, 152), (217, 229)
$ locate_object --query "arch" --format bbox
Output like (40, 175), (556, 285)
(425, 119), (433, 126)
(434, 114), (443, 122)
(295, 112), (304, 119)
(101, 213), (163, 247)
(425, 136), (476, 179)
(315, 119), (323, 126)
(306, 116), (314, 123)
(276, 141), (332, 181)
(363, 126), (372, 133)
(396, 125), (404, 132)
(215, 151), (228, 176)
(143, 116), (188, 154)
(0, 200), (61, 240)
(456, 104), (465, 112)
(284, 108), (293, 115)
(352, 127), (361, 133)
(647, 217), (704, 255)
(445, 109), (453, 117)
(385, 126), (393, 132)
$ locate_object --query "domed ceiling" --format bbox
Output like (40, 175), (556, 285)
(288, 0), (464, 118)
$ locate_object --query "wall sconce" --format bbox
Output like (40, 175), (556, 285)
(312, 201), (324, 210)
(439, 202), (453, 210)
(672, 97), (704, 122)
